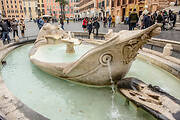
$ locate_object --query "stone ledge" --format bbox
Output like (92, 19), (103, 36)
(138, 50), (180, 79)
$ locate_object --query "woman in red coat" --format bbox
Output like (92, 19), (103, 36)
(82, 17), (88, 31)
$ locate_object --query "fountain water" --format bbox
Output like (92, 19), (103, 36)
(107, 60), (120, 120)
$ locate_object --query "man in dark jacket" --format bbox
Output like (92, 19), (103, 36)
(0, 19), (11, 44)
(143, 12), (152, 28)
(157, 11), (163, 23)
(129, 9), (139, 30)
(93, 19), (100, 35)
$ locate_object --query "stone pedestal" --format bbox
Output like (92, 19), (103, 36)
(163, 44), (173, 56)
(90, 33), (94, 40)
(15, 36), (19, 42)
(66, 43), (75, 53)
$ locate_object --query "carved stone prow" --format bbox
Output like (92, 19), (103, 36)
(62, 24), (161, 85)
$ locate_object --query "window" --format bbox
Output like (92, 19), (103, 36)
(24, 7), (26, 14)
(11, 10), (14, 13)
(16, 15), (19, 17)
(11, 5), (13, 8)
(15, 5), (17, 8)
(117, 0), (120, 6)
(106, 0), (109, 6)
(129, 0), (134, 4)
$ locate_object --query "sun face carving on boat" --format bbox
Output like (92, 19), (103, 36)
(30, 23), (161, 86)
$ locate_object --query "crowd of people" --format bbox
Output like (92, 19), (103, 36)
(128, 9), (177, 30)
(0, 18), (25, 45)
(1, 9), (178, 45)
(82, 17), (100, 36)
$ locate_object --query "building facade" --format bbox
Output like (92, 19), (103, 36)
(75, 0), (180, 21)
(23, 0), (38, 20)
(44, 0), (75, 18)
(37, 0), (45, 16)
(0, 0), (25, 20)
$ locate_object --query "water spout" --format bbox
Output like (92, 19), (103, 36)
(107, 60), (120, 120)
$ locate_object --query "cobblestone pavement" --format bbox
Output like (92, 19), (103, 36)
(13, 21), (180, 42)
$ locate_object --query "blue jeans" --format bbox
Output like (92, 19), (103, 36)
(61, 24), (64, 30)
(2, 32), (10, 44)
(109, 21), (111, 28)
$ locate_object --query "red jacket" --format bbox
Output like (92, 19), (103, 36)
(82, 19), (88, 26)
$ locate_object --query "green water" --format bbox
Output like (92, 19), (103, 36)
(1, 44), (180, 120)
(31, 43), (95, 63)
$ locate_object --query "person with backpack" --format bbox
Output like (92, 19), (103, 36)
(129, 9), (139, 30)
(93, 19), (100, 35)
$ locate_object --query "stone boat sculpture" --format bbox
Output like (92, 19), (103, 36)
(30, 23), (161, 86)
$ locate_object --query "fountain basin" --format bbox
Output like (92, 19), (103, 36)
(1, 44), (180, 120)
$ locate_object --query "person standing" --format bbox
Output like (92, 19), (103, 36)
(60, 17), (64, 30)
(11, 18), (19, 39)
(172, 11), (177, 27)
(0, 19), (11, 44)
(67, 17), (69, 24)
(129, 9), (139, 30)
(87, 20), (93, 37)
(93, 19), (100, 35)
(103, 17), (107, 28)
(37, 17), (44, 30)
(19, 19), (25, 38)
(143, 12), (152, 29)
(112, 15), (116, 27)
(82, 17), (88, 31)
(153, 11), (157, 21)
(108, 15), (112, 28)
(157, 11), (163, 23)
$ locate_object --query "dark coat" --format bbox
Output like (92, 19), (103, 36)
(129, 12), (139, 24)
(93, 21), (100, 29)
(143, 15), (152, 28)
(157, 14), (163, 23)
(0, 21), (10, 32)
(87, 23), (93, 31)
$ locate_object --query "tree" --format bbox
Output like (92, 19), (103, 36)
(55, 0), (68, 19)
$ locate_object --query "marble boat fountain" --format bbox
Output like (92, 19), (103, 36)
(29, 23), (161, 86)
